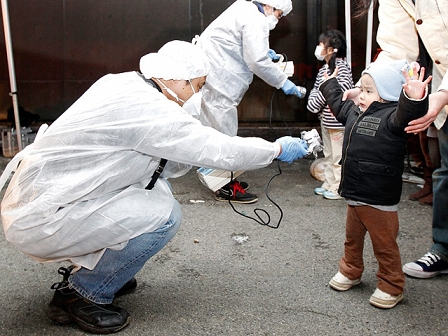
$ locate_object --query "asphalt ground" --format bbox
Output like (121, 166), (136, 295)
(0, 155), (446, 335)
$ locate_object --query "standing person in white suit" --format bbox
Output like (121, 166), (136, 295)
(0, 40), (309, 334)
(194, 0), (301, 204)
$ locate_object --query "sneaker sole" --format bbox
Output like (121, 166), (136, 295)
(323, 196), (343, 200)
(369, 293), (403, 309)
(215, 195), (258, 204)
(403, 265), (448, 279)
(329, 278), (361, 291)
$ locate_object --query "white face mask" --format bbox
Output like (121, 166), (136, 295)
(182, 91), (203, 117)
(314, 45), (327, 61)
(266, 15), (278, 30)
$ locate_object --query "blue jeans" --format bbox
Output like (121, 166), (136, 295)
(69, 200), (182, 304)
(431, 121), (448, 261)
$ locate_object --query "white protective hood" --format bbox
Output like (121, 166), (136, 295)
(1, 71), (278, 270)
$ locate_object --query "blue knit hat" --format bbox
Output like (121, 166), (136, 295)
(362, 59), (409, 102)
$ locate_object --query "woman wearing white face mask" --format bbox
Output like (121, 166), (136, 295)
(307, 30), (354, 200)
(192, 0), (295, 204)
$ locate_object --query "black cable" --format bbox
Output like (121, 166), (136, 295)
(226, 89), (292, 229)
(226, 164), (283, 229)
(270, 89), (292, 135)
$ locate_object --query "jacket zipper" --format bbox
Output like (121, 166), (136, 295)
(339, 109), (364, 190)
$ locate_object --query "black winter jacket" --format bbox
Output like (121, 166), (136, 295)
(320, 77), (428, 205)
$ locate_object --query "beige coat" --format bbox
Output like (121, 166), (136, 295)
(375, 0), (448, 128)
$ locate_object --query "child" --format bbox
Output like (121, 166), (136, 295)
(319, 59), (432, 309)
(307, 29), (354, 200)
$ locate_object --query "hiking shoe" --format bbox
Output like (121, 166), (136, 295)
(115, 277), (137, 298)
(369, 288), (403, 309)
(215, 180), (258, 204)
(222, 180), (249, 191)
(46, 267), (130, 334)
(403, 252), (448, 278)
(323, 190), (343, 200)
(329, 271), (361, 291)
(314, 187), (326, 195)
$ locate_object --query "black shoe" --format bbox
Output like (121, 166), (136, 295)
(115, 277), (137, 298)
(215, 180), (258, 204)
(47, 267), (130, 334)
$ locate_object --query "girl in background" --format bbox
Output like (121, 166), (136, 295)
(307, 29), (354, 200)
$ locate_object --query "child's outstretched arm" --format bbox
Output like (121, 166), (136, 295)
(402, 65), (432, 100)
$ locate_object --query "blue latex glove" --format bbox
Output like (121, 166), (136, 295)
(268, 49), (280, 61)
(276, 136), (309, 163)
(281, 79), (301, 96)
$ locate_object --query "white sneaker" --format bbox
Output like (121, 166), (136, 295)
(329, 271), (361, 291)
(369, 288), (403, 309)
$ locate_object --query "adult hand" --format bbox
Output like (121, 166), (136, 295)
(276, 136), (309, 163)
(281, 80), (300, 96)
(268, 49), (280, 61)
(405, 90), (448, 133)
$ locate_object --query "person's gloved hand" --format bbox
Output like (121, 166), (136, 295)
(268, 49), (280, 61)
(281, 79), (300, 96)
(276, 136), (309, 163)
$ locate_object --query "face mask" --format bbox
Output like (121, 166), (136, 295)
(182, 91), (203, 117)
(266, 15), (278, 30)
(314, 45), (327, 61)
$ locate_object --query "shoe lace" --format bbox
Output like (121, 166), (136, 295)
(231, 181), (246, 197)
(418, 252), (441, 266)
(50, 265), (75, 290)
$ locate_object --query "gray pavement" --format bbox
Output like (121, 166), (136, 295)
(0, 156), (446, 335)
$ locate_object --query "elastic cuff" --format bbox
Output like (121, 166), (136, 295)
(273, 141), (281, 158)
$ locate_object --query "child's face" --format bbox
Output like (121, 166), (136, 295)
(359, 74), (382, 112)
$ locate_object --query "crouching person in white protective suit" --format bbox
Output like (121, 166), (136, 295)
(0, 40), (309, 334)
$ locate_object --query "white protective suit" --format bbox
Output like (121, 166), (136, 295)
(196, 0), (291, 136)
(0, 71), (280, 270)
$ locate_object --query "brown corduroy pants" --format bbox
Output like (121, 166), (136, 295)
(338, 205), (405, 296)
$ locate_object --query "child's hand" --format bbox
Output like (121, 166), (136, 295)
(322, 65), (339, 82)
(402, 65), (432, 100)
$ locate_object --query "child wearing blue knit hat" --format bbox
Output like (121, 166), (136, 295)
(319, 60), (432, 309)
